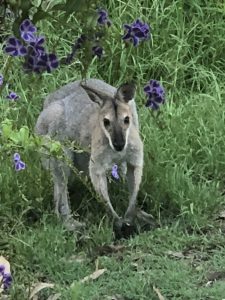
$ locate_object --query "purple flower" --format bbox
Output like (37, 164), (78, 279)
(24, 52), (59, 73)
(2, 273), (12, 290)
(13, 153), (26, 171)
(29, 36), (45, 56)
(13, 153), (21, 162)
(7, 91), (20, 101)
(4, 37), (27, 56)
(37, 53), (59, 72)
(0, 265), (5, 274)
(144, 80), (165, 110)
(15, 161), (26, 171)
(92, 46), (103, 58)
(24, 53), (41, 72)
(64, 35), (86, 65)
(0, 265), (12, 290)
(112, 164), (119, 180)
(4, 19), (59, 74)
(0, 74), (3, 86)
(20, 19), (37, 42)
(122, 19), (150, 46)
(97, 9), (111, 26)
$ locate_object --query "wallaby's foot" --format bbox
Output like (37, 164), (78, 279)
(136, 209), (157, 231)
(113, 218), (137, 239)
(124, 206), (137, 224)
(62, 215), (86, 232)
(117, 209), (156, 237)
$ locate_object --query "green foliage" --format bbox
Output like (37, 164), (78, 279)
(70, 282), (83, 300)
(2, 0), (98, 34)
(0, 118), (61, 226)
(1, 0), (225, 297)
(1, 0), (225, 225)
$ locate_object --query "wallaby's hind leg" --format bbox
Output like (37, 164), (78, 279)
(124, 164), (143, 222)
(52, 159), (71, 217)
(51, 151), (85, 231)
(89, 162), (120, 220)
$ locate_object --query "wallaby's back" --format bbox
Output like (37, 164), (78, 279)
(43, 79), (116, 108)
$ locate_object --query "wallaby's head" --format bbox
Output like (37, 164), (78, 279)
(81, 82), (136, 152)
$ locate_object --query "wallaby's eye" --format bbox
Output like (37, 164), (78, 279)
(124, 116), (130, 124)
(103, 118), (110, 127)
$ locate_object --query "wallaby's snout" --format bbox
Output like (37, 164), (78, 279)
(102, 110), (130, 152)
(112, 136), (125, 151)
(111, 123), (126, 151)
(113, 142), (125, 152)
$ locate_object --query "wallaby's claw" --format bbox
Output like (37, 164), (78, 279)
(62, 216), (86, 232)
(136, 209), (157, 231)
(114, 209), (157, 238)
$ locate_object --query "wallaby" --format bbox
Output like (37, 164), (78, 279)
(35, 79), (144, 231)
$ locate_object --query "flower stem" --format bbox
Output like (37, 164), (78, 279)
(0, 56), (13, 96)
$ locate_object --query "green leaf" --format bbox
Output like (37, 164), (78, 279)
(31, 0), (42, 7)
(18, 126), (30, 146)
(12, 17), (23, 38)
(60, 0), (85, 17)
(50, 4), (66, 11)
(1, 119), (13, 139)
(9, 132), (20, 144)
(20, 1), (32, 11)
(33, 9), (51, 23)
(50, 141), (62, 154)
(70, 282), (82, 300)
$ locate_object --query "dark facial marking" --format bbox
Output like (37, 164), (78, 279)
(103, 118), (110, 127)
(112, 99), (118, 118)
(112, 123), (125, 151)
(124, 116), (129, 124)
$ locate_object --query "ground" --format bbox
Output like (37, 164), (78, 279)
(2, 217), (225, 299)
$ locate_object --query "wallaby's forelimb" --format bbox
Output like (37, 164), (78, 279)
(89, 162), (120, 220)
(125, 164), (143, 222)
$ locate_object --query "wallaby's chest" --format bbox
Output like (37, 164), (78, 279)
(91, 147), (127, 172)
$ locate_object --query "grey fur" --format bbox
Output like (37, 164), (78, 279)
(35, 79), (143, 226)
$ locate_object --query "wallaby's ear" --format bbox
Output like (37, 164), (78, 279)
(116, 82), (136, 103)
(81, 84), (104, 106)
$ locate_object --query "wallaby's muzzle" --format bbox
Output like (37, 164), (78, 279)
(111, 125), (126, 152)
(113, 141), (125, 152)
(112, 133), (126, 151)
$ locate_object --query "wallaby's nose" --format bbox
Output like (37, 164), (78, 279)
(113, 142), (125, 151)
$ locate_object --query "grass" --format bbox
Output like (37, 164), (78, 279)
(3, 220), (225, 299)
(1, 0), (225, 298)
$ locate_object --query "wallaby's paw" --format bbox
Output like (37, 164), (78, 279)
(113, 218), (137, 240)
(115, 209), (158, 238)
(62, 216), (86, 232)
(136, 209), (158, 231)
